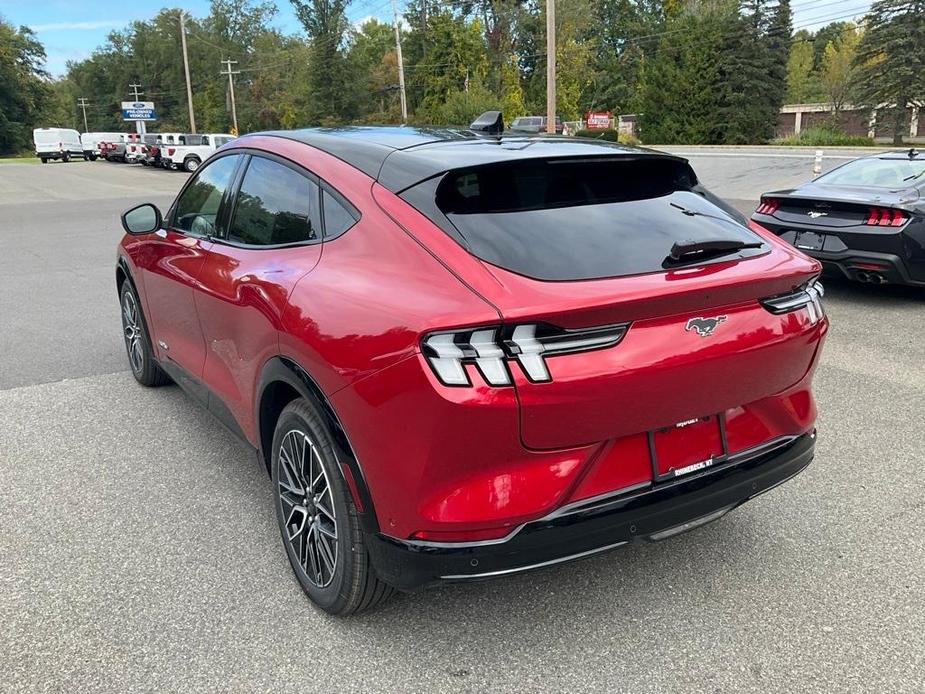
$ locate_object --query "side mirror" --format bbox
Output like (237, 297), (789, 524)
(121, 203), (162, 235)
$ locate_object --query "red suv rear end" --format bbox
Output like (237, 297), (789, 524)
(116, 125), (826, 614)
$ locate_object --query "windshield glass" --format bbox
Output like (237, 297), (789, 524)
(819, 157), (925, 187)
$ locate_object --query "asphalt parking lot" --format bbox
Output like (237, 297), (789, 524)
(1, 152), (923, 692)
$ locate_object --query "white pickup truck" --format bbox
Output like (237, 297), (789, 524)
(162, 133), (235, 172)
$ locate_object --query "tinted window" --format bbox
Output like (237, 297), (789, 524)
(428, 157), (764, 281)
(173, 155), (241, 237)
(322, 189), (358, 238)
(818, 157), (925, 188)
(214, 136), (234, 147)
(228, 156), (320, 246)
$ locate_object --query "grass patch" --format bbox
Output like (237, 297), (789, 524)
(574, 128), (640, 145)
(0, 154), (37, 164)
(773, 126), (876, 147)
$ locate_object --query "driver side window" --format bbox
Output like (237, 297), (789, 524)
(173, 155), (241, 237)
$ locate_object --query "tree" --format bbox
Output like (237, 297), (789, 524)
(0, 17), (53, 154)
(639, 4), (733, 144)
(820, 25), (859, 117)
(291, 0), (353, 124)
(855, 0), (925, 144)
(786, 32), (818, 103)
(717, 0), (791, 144)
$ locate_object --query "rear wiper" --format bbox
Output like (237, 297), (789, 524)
(665, 238), (763, 265)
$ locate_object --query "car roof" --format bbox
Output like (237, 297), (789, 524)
(252, 126), (680, 193)
(863, 149), (923, 160)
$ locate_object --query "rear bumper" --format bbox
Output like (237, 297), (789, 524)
(805, 248), (925, 286)
(366, 431), (815, 591)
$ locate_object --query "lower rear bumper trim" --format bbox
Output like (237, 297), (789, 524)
(365, 431), (815, 591)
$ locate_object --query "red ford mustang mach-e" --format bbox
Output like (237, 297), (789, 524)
(116, 120), (827, 614)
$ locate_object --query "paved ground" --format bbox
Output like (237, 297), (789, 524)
(1, 154), (923, 693)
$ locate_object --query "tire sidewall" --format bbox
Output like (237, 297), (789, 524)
(184, 157), (200, 173)
(271, 401), (357, 613)
(119, 282), (158, 385)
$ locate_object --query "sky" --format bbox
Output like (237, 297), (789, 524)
(0, 0), (874, 78)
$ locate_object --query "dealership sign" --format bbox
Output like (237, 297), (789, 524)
(121, 101), (157, 121)
(586, 111), (612, 129)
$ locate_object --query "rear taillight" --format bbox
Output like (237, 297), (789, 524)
(760, 279), (825, 325)
(167, 148), (175, 156)
(756, 198), (780, 215)
(865, 207), (907, 227)
(422, 322), (629, 387)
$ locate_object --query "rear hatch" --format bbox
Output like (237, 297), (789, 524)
(414, 155), (825, 452)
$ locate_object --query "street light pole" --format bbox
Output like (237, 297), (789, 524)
(179, 11), (197, 133)
(391, 0), (408, 123)
(77, 97), (90, 133)
(220, 59), (240, 134)
(546, 0), (556, 135)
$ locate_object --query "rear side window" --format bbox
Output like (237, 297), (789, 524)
(227, 156), (320, 246)
(322, 189), (358, 239)
(427, 157), (763, 281)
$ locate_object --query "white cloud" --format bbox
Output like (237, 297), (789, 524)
(31, 20), (126, 32)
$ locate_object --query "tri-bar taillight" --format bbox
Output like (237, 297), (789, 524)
(422, 323), (630, 387)
(760, 279), (825, 325)
(865, 206), (907, 227)
(755, 198), (780, 215)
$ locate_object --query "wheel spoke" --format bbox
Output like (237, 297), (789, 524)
(317, 520), (337, 541)
(306, 525), (322, 583)
(279, 446), (304, 495)
(317, 530), (336, 575)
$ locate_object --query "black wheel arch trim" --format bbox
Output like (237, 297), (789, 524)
(256, 356), (380, 533)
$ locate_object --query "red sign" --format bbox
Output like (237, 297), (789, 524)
(586, 111), (612, 129)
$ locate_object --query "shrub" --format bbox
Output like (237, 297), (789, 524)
(574, 128), (639, 145)
(774, 126), (875, 147)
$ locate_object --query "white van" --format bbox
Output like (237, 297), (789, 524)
(33, 128), (85, 163)
(80, 132), (125, 161)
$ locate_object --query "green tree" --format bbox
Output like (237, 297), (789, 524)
(639, 4), (733, 144)
(786, 32), (818, 103)
(820, 25), (859, 117)
(291, 0), (353, 124)
(855, 0), (925, 144)
(0, 17), (53, 154)
(717, 0), (791, 144)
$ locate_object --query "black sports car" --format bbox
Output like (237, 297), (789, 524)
(752, 149), (925, 286)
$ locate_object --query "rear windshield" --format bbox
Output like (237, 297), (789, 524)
(818, 157), (925, 188)
(426, 157), (762, 281)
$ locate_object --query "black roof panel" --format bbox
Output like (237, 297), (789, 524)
(248, 127), (683, 192)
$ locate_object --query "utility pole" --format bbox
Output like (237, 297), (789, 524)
(391, 0), (408, 123)
(546, 0), (556, 134)
(179, 11), (197, 133)
(77, 97), (90, 133)
(220, 59), (240, 135)
(129, 83), (146, 135)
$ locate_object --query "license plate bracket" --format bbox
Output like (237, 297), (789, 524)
(649, 414), (727, 482)
(793, 231), (825, 251)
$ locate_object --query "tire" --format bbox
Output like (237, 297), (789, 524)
(88, 154), (97, 162)
(119, 281), (170, 387)
(81, 153), (88, 161)
(62, 153), (70, 163)
(40, 158), (47, 164)
(272, 398), (394, 615)
(183, 156), (200, 173)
